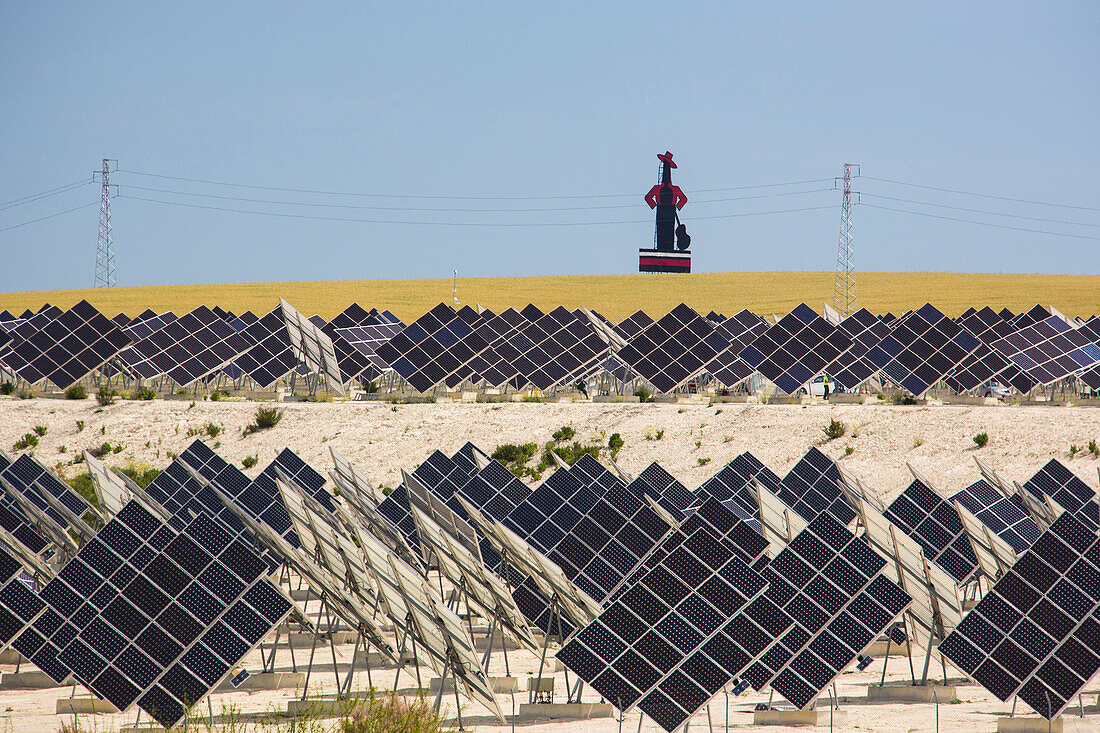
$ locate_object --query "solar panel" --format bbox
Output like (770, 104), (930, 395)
(989, 315), (1100, 386)
(1020, 459), (1099, 530)
(0, 541), (46, 653)
(373, 303), (474, 392)
(84, 452), (130, 519)
(616, 304), (728, 393)
(957, 306), (1016, 343)
(633, 462), (694, 519)
(692, 451), (782, 526)
(883, 474), (979, 584)
(450, 307), (530, 388)
(279, 299), (345, 395)
(613, 310), (655, 340)
(939, 511), (1100, 720)
(502, 307), (608, 392)
(854, 496), (962, 645)
(942, 342), (1013, 393)
(16, 501), (291, 729)
(118, 306), (253, 387)
(334, 321), (404, 378)
(825, 308), (891, 391)
(0, 454), (94, 538)
(866, 303), (982, 398)
(952, 479), (1041, 554)
(743, 513), (912, 709)
(233, 309), (301, 389)
(701, 309), (769, 388)
(739, 304), (852, 395)
(0, 300), (130, 390)
(454, 457), (533, 522)
(775, 448), (856, 527)
(556, 523), (769, 731)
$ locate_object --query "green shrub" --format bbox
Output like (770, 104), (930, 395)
(242, 455), (259, 469)
(845, 445), (855, 456)
(634, 387), (652, 402)
(0, 382), (13, 396)
(12, 434), (38, 451)
(64, 385), (87, 400)
(67, 472), (98, 507)
(824, 419), (846, 440)
(608, 433), (624, 458)
(381, 486), (393, 496)
(244, 406), (283, 435)
(492, 443), (538, 478)
(548, 440), (601, 467)
(117, 463), (160, 488)
(973, 432), (989, 449)
(1090, 440), (1099, 457)
(521, 394), (544, 403)
(33, 425), (47, 437)
(75, 420), (84, 432)
(551, 426), (576, 443)
(1070, 445), (1080, 457)
(96, 386), (116, 406)
(135, 389), (156, 400)
(17, 390), (34, 399)
(697, 457), (711, 466)
(87, 442), (113, 459)
(204, 422), (223, 439)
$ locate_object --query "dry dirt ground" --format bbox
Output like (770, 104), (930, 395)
(0, 398), (1098, 732)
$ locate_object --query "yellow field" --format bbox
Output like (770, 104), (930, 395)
(2, 272), (1097, 322)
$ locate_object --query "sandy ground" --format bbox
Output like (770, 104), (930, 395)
(1, 398), (1099, 731)
(1, 397), (1098, 503)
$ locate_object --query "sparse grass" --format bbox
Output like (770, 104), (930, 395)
(341, 690), (456, 733)
(6, 272), (1100, 322)
(117, 462), (160, 488)
(824, 419), (846, 440)
(242, 455), (259, 469)
(75, 420), (84, 432)
(134, 389), (156, 400)
(697, 457), (711, 466)
(33, 425), (47, 437)
(973, 432), (989, 449)
(64, 385), (87, 400)
(66, 472), (97, 508)
(521, 394), (544, 403)
(87, 442), (114, 459)
(1090, 440), (1099, 457)
(845, 445), (855, 456)
(913, 437), (924, 448)
(1070, 445), (1080, 457)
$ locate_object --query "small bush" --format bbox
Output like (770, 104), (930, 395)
(492, 443), (537, 465)
(242, 455), (259, 469)
(58, 445), (66, 453)
(117, 463), (160, 488)
(87, 443), (113, 459)
(521, 394), (544, 403)
(33, 425), (47, 437)
(0, 382), (13, 396)
(634, 387), (652, 402)
(973, 432), (989, 449)
(340, 690), (453, 733)
(655, 429), (665, 440)
(244, 406), (283, 435)
(176, 388), (189, 395)
(550, 440), (601, 467)
(13, 434), (38, 451)
(96, 386), (116, 406)
(697, 457), (711, 466)
(75, 420), (84, 432)
(135, 389), (156, 400)
(824, 419), (846, 440)
(1070, 444), (1080, 457)
(913, 437), (924, 448)
(552, 426), (576, 443)
(17, 389), (34, 399)
(204, 422), (223, 439)
(608, 433), (624, 458)
(381, 486), (393, 496)
(845, 446), (855, 456)
(209, 390), (224, 401)
(64, 385), (87, 400)
(1090, 440), (1099, 457)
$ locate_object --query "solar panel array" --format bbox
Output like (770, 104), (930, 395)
(939, 511), (1100, 719)
(0, 454), (93, 536)
(866, 304), (982, 398)
(988, 315), (1100, 386)
(883, 477), (978, 584)
(1020, 459), (1100, 530)
(615, 303), (731, 393)
(775, 447), (856, 527)
(952, 479), (1041, 554)
(826, 308), (891, 391)
(118, 306), (253, 387)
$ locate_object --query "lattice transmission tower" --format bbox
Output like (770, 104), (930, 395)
(833, 163), (859, 317)
(94, 159), (118, 288)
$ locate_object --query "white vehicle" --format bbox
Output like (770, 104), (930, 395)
(799, 375), (838, 398)
(981, 380), (1011, 398)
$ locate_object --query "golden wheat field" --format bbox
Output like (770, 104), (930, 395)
(1, 272), (1097, 322)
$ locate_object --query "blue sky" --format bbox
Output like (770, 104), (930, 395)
(1, 2), (1097, 292)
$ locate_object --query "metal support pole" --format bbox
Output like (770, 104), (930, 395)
(879, 637), (891, 687)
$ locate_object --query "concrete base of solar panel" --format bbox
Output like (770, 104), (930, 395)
(997, 716), (1067, 733)
(55, 696), (120, 715)
(429, 675), (520, 693)
(753, 708), (848, 727)
(516, 702), (614, 720)
(865, 683), (958, 704)
(0, 670), (64, 689)
(864, 638), (913, 657)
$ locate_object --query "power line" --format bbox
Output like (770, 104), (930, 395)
(861, 193), (1100, 228)
(860, 203), (1100, 241)
(116, 167), (833, 201)
(862, 175), (1100, 212)
(0, 179), (91, 211)
(0, 201), (100, 234)
(121, 192), (835, 226)
(118, 182), (834, 213)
